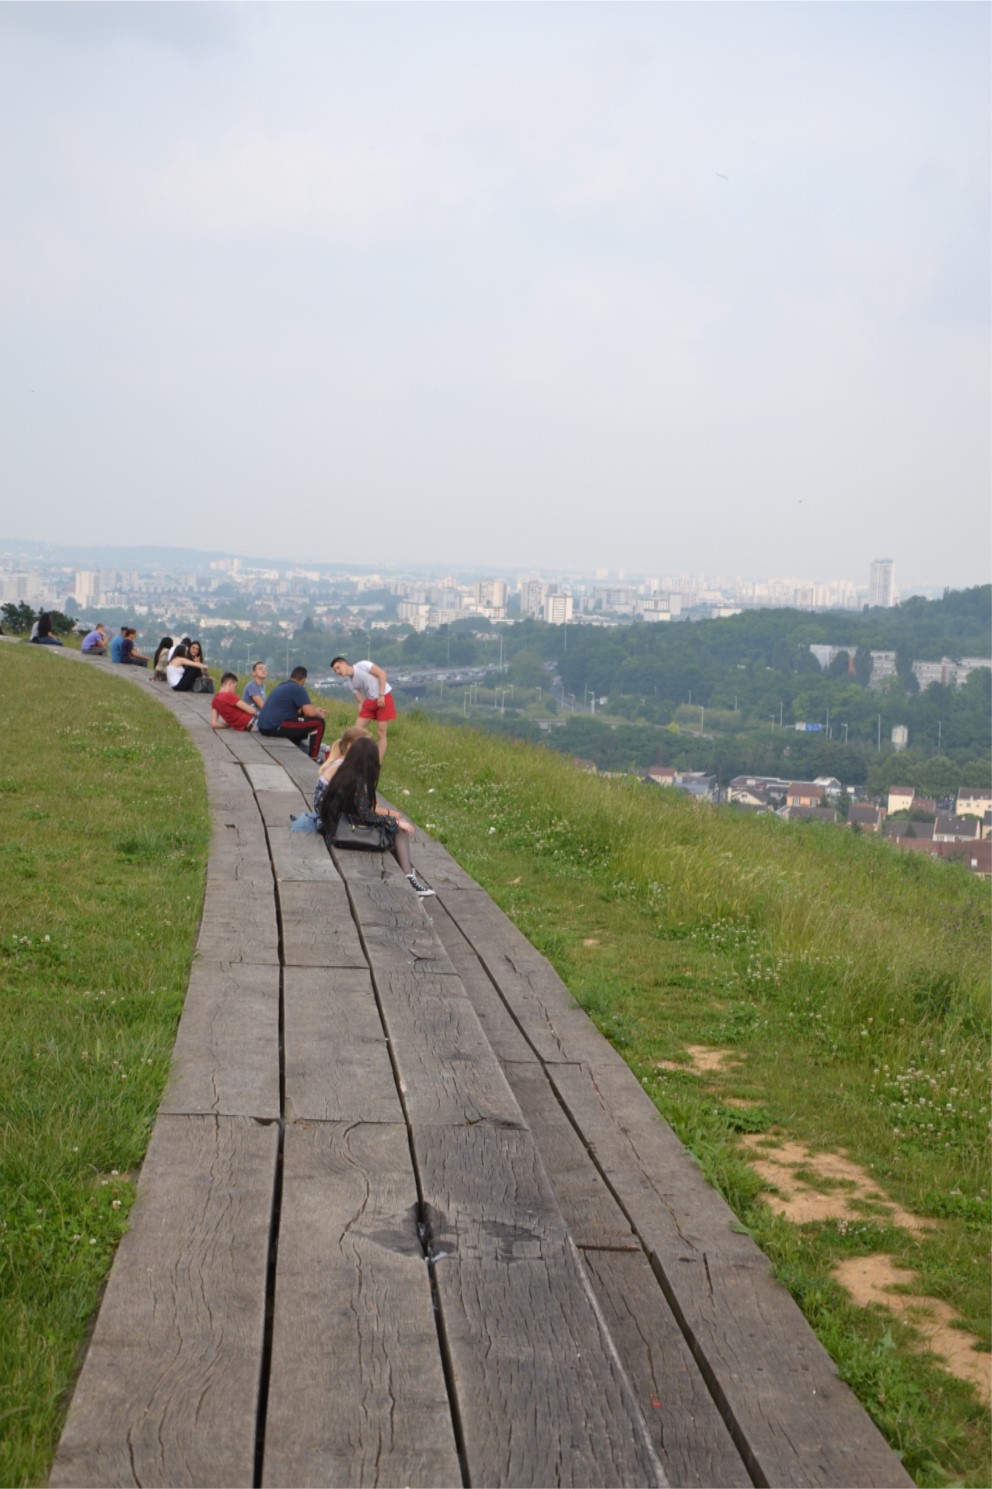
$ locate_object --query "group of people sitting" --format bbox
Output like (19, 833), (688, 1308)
(207, 658), (432, 896)
(148, 637), (214, 691)
(80, 623), (152, 668)
(74, 629), (433, 896)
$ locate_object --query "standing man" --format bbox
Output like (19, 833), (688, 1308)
(242, 660), (268, 714)
(81, 624), (108, 655)
(331, 655), (396, 762)
(256, 667), (327, 760)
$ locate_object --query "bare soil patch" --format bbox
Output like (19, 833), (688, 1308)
(740, 1135), (936, 1235)
(834, 1255), (991, 1404)
(655, 1045), (743, 1074)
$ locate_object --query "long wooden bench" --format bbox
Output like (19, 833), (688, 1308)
(46, 651), (913, 1489)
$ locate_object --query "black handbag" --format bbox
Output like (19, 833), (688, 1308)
(331, 815), (393, 852)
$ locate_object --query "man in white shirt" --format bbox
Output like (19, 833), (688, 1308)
(331, 655), (396, 762)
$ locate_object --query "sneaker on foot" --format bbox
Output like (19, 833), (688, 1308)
(316, 745), (331, 764)
(406, 872), (435, 897)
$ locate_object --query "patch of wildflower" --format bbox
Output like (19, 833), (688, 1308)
(874, 1060), (990, 1155)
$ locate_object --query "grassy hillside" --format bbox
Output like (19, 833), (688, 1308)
(0, 646), (208, 1486)
(370, 707), (990, 1487)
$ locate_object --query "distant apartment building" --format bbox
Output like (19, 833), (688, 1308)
(809, 643), (857, 671)
(544, 593), (573, 625)
(912, 658), (957, 689)
(474, 579), (508, 611)
(520, 579), (547, 619)
(634, 593), (682, 622)
(868, 559), (896, 608)
(868, 650), (897, 686)
(74, 570), (99, 607)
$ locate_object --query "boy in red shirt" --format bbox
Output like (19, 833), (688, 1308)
(211, 673), (258, 732)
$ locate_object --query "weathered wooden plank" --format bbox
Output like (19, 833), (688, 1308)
(580, 1249), (750, 1489)
(50, 1115), (277, 1489)
(244, 763), (299, 793)
(278, 879), (367, 967)
(254, 786), (309, 826)
(283, 967), (402, 1123)
(205, 844), (273, 887)
(414, 1123), (666, 1484)
(435, 936), (540, 1066)
(195, 879), (280, 965)
(160, 960), (280, 1119)
(263, 1121), (460, 1489)
(501, 1062), (637, 1249)
(548, 1063), (913, 1487)
(441, 889), (632, 1069)
(268, 820), (341, 885)
(548, 1062), (758, 1264)
(375, 967), (525, 1128)
(434, 1252), (667, 1488)
(212, 728), (261, 762)
(400, 830), (480, 890)
(648, 1255), (914, 1489)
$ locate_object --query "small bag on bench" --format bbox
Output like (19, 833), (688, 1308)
(331, 815), (393, 852)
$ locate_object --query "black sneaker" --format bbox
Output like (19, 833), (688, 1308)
(406, 872), (436, 898)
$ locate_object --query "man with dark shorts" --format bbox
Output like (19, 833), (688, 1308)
(256, 667), (327, 760)
(330, 655), (396, 762)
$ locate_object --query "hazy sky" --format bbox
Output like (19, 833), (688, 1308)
(2, 2), (989, 590)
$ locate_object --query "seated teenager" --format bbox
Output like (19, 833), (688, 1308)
(165, 642), (209, 692)
(211, 673), (257, 731)
(31, 612), (64, 647)
(118, 628), (149, 666)
(152, 637), (173, 679)
(318, 736), (434, 897)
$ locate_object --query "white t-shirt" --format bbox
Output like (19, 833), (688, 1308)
(352, 660), (391, 700)
(166, 660), (185, 688)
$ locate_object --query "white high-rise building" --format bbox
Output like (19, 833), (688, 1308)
(868, 559), (895, 608)
(75, 570), (99, 607)
(544, 593), (573, 625)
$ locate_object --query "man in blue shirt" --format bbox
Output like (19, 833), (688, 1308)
(256, 667), (327, 759)
(109, 627), (126, 663)
(242, 660), (268, 714)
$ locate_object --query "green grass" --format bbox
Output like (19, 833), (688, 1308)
(0, 646), (209, 1486)
(364, 707), (991, 1489)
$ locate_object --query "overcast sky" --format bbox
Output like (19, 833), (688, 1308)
(1, 2), (989, 591)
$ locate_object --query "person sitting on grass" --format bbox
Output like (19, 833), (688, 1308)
(317, 735), (434, 897)
(211, 673), (258, 732)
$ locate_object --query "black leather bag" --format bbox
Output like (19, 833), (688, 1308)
(331, 815), (393, 851)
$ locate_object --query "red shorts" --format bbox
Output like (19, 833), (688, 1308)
(359, 693), (396, 722)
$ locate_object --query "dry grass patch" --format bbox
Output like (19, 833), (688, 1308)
(834, 1256), (991, 1405)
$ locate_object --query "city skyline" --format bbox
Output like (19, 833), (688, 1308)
(1, 3), (989, 587)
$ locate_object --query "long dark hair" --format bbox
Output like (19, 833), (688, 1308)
(189, 639), (204, 660)
(319, 736), (380, 835)
(154, 636), (173, 667)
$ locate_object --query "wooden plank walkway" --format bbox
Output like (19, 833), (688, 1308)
(44, 649), (914, 1489)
